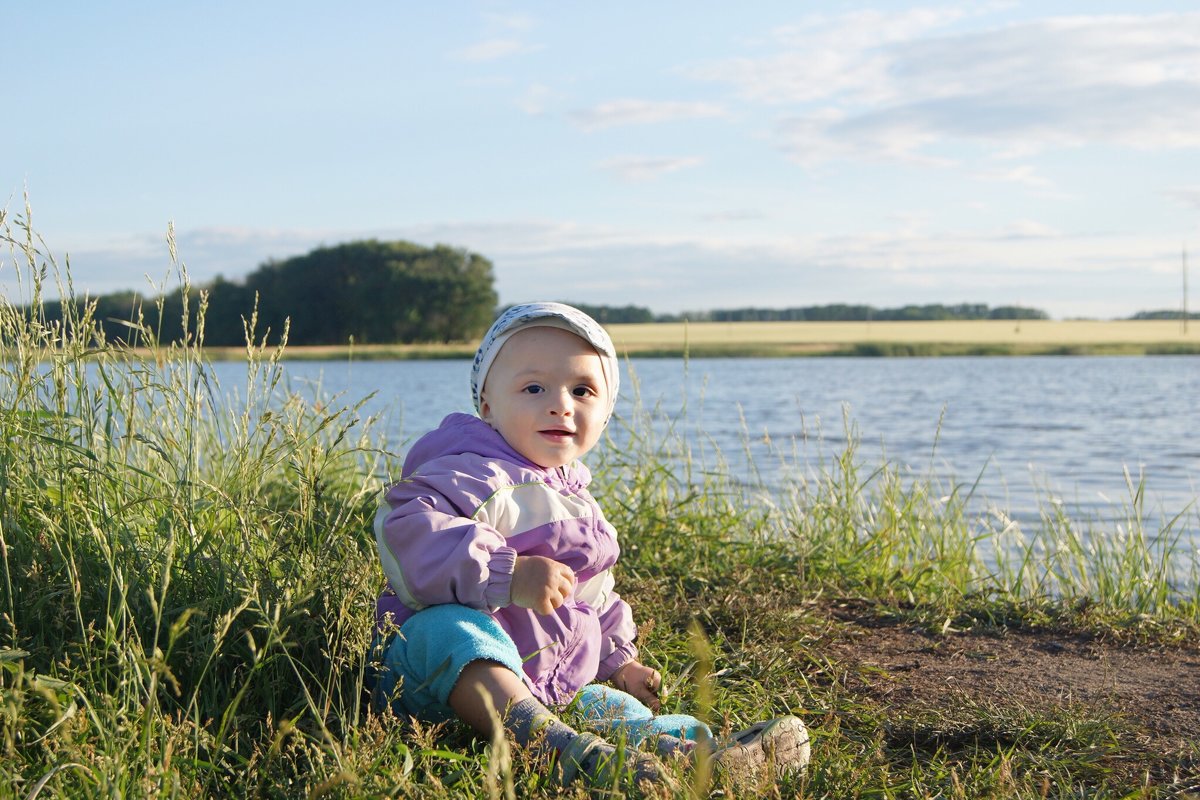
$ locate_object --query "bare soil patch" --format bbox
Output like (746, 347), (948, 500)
(821, 602), (1200, 784)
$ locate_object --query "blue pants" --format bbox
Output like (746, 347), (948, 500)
(372, 604), (711, 745)
(571, 684), (712, 745)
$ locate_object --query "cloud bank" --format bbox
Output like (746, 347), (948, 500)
(689, 11), (1200, 165)
(4, 216), (1176, 320)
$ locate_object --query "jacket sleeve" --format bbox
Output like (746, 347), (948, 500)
(374, 471), (517, 612)
(594, 590), (639, 680)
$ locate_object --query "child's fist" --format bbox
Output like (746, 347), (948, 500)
(611, 660), (662, 711)
(511, 556), (576, 615)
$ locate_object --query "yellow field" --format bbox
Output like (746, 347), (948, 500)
(604, 319), (1200, 355)
(189, 319), (1199, 360)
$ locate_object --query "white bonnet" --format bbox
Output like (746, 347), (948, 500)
(470, 302), (620, 418)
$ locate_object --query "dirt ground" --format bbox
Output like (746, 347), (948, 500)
(821, 601), (1200, 787)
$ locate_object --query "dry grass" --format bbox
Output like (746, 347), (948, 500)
(606, 319), (1200, 350)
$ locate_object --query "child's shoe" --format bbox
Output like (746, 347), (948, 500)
(707, 716), (810, 781)
(557, 732), (679, 791)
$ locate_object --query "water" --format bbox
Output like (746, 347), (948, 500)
(212, 355), (1200, 535)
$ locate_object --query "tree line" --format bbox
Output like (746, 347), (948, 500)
(515, 303), (1200, 323)
(547, 302), (1051, 323)
(1129, 310), (1198, 320)
(26, 236), (1095, 349)
(688, 303), (1050, 322)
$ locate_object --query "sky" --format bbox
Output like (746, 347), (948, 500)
(4, 1), (1199, 319)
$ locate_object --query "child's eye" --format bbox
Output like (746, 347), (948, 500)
(523, 385), (544, 395)
(572, 386), (595, 398)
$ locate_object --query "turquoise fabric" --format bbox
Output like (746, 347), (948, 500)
(372, 604), (527, 722)
(573, 684), (713, 745)
(372, 603), (711, 745)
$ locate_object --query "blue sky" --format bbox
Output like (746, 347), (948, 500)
(4, 1), (1199, 318)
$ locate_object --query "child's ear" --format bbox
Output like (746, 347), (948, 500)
(479, 396), (493, 423)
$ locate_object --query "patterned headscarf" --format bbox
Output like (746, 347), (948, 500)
(470, 302), (620, 419)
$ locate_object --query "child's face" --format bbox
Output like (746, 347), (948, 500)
(480, 326), (609, 469)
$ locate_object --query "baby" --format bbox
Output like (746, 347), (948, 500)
(372, 302), (809, 788)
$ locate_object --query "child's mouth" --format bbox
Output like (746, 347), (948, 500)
(540, 428), (574, 440)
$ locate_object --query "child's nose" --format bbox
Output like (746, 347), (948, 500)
(548, 389), (573, 415)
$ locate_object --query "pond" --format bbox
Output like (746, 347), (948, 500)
(212, 355), (1200, 540)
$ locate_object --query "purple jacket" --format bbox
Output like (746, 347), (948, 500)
(374, 413), (639, 706)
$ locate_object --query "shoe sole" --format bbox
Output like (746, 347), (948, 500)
(712, 717), (811, 780)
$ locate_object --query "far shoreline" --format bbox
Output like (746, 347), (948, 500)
(195, 319), (1200, 361)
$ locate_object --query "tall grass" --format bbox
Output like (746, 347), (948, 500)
(3, 209), (1197, 798)
(600, 366), (1200, 632)
(783, 431), (1200, 626)
(1, 209), (395, 797)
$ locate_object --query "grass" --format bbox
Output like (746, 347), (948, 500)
(2, 208), (1199, 797)
(605, 319), (1200, 358)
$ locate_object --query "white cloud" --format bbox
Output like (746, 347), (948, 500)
(518, 83), (558, 115)
(1002, 220), (1059, 239)
(1165, 186), (1200, 210)
(774, 108), (953, 167)
(569, 99), (727, 131)
(894, 15), (1200, 101)
(451, 38), (531, 62)
(688, 7), (969, 106)
(599, 156), (704, 182)
(483, 12), (535, 32)
(689, 10), (1200, 165)
(700, 209), (767, 222)
(973, 164), (1053, 188)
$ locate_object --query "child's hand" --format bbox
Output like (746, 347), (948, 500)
(610, 660), (662, 711)
(511, 556), (576, 615)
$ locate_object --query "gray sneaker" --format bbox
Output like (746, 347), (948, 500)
(709, 716), (811, 781)
(557, 732), (680, 791)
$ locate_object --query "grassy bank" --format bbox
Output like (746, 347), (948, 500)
(3, 217), (1199, 797)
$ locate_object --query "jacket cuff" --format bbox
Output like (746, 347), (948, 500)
(484, 547), (518, 609)
(597, 641), (639, 682)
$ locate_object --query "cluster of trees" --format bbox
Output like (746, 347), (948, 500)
(34, 240), (499, 346)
